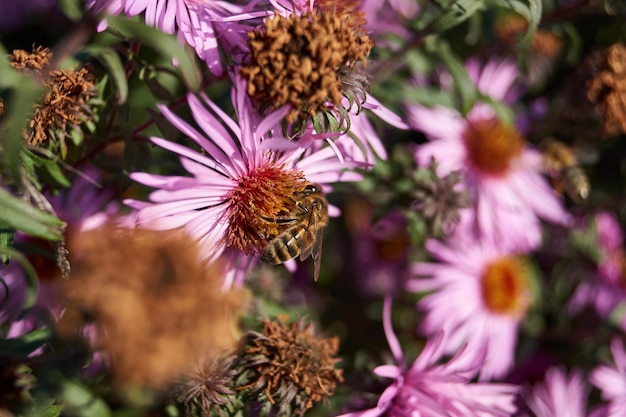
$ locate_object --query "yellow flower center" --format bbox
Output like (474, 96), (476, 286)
(463, 118), (525, 177)
(226, 164), (307, 254)
(480, 256), (531, 317)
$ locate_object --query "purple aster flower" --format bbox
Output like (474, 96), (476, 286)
(408, 235), (533, 380)
(338, 298), (519, 417)
(590, 338), (626, 417)
(360, 0), (419, 45)
(407, 59), (569, 252)
(522, 367), (588, 417)
(86, 0), (263, 76)
(569, 212), (626, 330)
(125, 75), (362, 288)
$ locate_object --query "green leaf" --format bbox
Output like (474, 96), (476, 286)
(41, 158), (72, 188)
(435, 42), (477, 114)
(0, 327), (51, 354)
(431, 0), (484, 33)
(0, 43), (19, 88)
(107, 18), (201, 91)
(61, 380), (112, 417)
(144, 75), (175, 102)
(41, 404), (64, 417)
(84, 45), (129, 104)
(479, 95), (515, 126)
(58, 0), (83, 21)
(0, 188), (65, 241)
(1, 75), (44, 183)
(518, 0), (543, 52)
(0, 229), (15, 263)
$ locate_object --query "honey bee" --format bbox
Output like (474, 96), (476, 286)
(541, 138), (590, 202)
(261, 183), (329, 281)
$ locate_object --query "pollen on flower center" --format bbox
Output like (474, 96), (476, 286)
(480, 256), (531, 317)
(240, 8), (373, 124)
(463, 118), (525, 176)
(226, 165), (307, 254)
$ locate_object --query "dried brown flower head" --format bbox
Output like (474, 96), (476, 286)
(9, 46), (51, 71)
(8, 46), (98, 156)
(27, 67), (98, 152)
(412, 159), (470, 236)
(494, 15), (562, 88)
(57, 228), (249, 390)
(587, 43), (626, 136)
(495, 15), (562, 57)
(236, 316), (343, 415)
(240, 6), (373, 125)
(171, 356), (238, 417)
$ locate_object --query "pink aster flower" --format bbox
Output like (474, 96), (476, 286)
(360, 0), (419, 44)
(125, 75), (362, 288)
(407, 59), (569, 252)
(569, 212), (626, 330)
(408, 235), (533, 380)
(522, 367), (588, 417)
(86, 0), (262, 75)
(338, 298), (519, 417)
(590, 338), (626, 417)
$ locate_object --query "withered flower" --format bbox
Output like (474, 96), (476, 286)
(27, 67), (98, 154)
(171, 356), (239, 417)
(8, 46), (98, 156)
(412, 160), (470, 237)
(236, 316), (343, 415)
(57, 228), (249, 390)
(9, 46), (51, 71)
(587, 43), (626, 136)
(494, 15), (562, 89)
(240, 2), (373, 125)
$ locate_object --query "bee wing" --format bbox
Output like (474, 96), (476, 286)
(311, 226), (323, 282)
(299, 207), (317, 261)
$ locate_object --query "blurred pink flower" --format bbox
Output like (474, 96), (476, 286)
(590, 338), (626, 417)
(86, 0), (262, 75)
(569, 212), (626, 330)
(408, 236), (533, 380)
(360, 0), (419, 43)
(338, 298), (519, 417)
(125, 76), (362, 288)
(407, 59), (569, 252)
(522, 368), (588, 417)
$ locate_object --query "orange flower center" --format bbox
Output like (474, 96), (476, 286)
(480, 256), (531, 317)
(463, 118), (525, 177)
(226, 164), (307, 254)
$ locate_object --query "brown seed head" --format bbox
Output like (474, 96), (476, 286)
(240, 10), (373, 124)
(26, 67), (98, 149)
(587, 43), (626, 136)
(412, 160), (470, 237)
(171, 356), (238, 417)
(237, 316), (343, 414)
(57, 228), (250, 390)
(9, 46), (51, 71)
